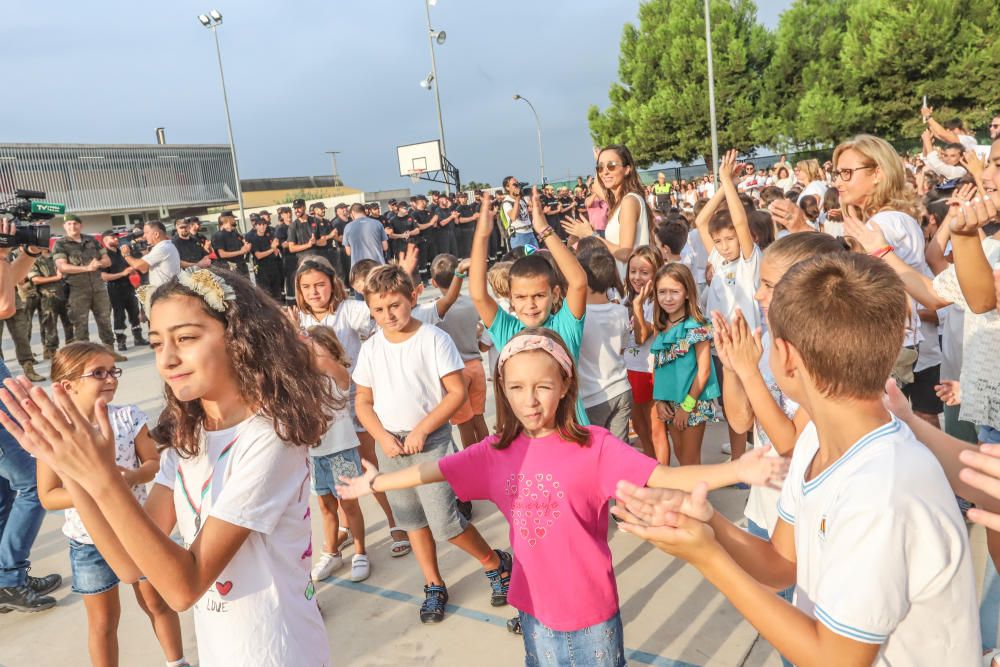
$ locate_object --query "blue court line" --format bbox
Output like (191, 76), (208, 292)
(324, 576), (701, 667)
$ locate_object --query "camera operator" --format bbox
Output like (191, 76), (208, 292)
(0, 217), (63, 612)
(120, 220), (180, 288)
(500, 176), (535, 249)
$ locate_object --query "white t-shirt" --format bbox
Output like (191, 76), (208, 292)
(64, 405), (148, 544)
(869, 210), (928, 346)
(957, 134), (991, 160)
(776, 420), (979, 666)
(352, 323), (465, 433)
(145, 240), (181, 287)
(932, 237), (1000, 429)
(706, 245), (762, 331)
(312, 380), (360, 457)
(412, 300), (442, 325)
(623, 301), (655, 374)
(578, 302), (631, 408)
(796, 180), (828, 205)
(939, 304), (964, 381)
(501, 196), (532, 235)
(298, 300), (374, 367)
(743, 334), (798, 534)
(683, 229), (710, 287)
(154, 417), (329, 667)
(605, 192), (650, 277)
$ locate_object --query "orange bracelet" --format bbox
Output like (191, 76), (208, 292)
(869, 245), (893, 259)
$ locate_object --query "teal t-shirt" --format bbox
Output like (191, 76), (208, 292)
(488, 301), (589, 425)
(650, 317), (720, 404)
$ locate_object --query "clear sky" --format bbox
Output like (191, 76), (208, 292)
(4, 0), (791, 192)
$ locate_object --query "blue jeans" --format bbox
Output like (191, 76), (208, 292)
(520, 610), (625, 667)
(509, 231), (537, 250)
(747, 519), (794, 667)
(0, 360), (45, 587)
(979, 424), (1000, 444)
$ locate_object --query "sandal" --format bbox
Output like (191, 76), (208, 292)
(390, 531), (411, 557)
(506, 616), (522, 635)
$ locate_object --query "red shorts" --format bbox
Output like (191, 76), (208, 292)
(451, 359), (487, 425)
(627, 370), (654, 405)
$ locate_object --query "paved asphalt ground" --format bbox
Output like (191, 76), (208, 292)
(2, 306), (991, 666)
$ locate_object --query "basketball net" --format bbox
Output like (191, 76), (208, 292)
(410, 169), (425, 184)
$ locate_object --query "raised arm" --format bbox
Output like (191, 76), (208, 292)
(529, 188), (587, 318)
(948, 190), (999, 314)
(470, 192), (499, 327)
(694, 186), (727, 255)
(718, 150), (754, 260)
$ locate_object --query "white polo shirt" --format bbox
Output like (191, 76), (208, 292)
(776, 419), (979, 666)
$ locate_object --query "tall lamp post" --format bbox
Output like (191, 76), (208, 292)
(325, 151), (341, 187)
(513, 94), (545, 185)
(704, 0), (720, 176)
(420, 0), (451, 194)
(198, 10), (247, 232)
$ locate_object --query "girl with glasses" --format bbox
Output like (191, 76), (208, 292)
(36, 342), (188, 667)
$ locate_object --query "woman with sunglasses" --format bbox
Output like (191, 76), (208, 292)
(563, 144), (655, 276)
(35, 342), (188, 667)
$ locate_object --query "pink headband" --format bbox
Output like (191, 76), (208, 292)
(498, 335), (574, 378)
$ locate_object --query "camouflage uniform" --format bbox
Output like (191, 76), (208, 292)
(26, 254), (74, 356)
(0, 254), (43, 380)
(51, 235), (116, 348)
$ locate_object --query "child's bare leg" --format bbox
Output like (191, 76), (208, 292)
(408, 527), (444, 585)
(358, 431), (407, 542)
(316, 493), (339, 554)
(133, 580), (184, 662)
(649, 403), (670, 464)
(340, 498), (367, 555)
(632, 401), (655, 458)
(82, 589), (121, 667)
(448, 524), (502, 572)
(672, 423), (707, 466)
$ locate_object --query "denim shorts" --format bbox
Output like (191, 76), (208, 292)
(311, 448), (363, 499)
(979, 424), (1000, 444)
(69, 539), (120, 595)
(520, 610), (625, 667)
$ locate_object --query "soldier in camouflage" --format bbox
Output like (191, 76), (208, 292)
(51, 215), (127, 362)
(26, 248), (73, 360)
(0, 259), (44, 382)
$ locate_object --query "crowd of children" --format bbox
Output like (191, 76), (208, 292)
(2, 132), (999, 667)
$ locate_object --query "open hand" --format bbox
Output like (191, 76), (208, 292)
(933, 379), (961, 407)
(335, 459), (378, 500)
(960, 445), (1000, 532)
(399, 244), (420, 276)
(710, 311), (736, 371)
(615, 480), (715, 525)
(561, 215), (594, 239)
(768, 199), (808, 232)
(727, 308), (763, 379)
(613, 482), (721, 564)
(655, 400), (674, 422)
(843, 210), (888, 252)
(735, 445), (789, 490)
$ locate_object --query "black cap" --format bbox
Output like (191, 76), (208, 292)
(313, 202), (327, 210)
(396, 201), (410, 209)
(388, 198), (397, 204)
(249, 213), (261, 222)
(185, 216), (200, 223)
(259, 209), (271, 215)
(292, 198), (306, 208)
(334, 203), (348, 210)
(102, 229), (116, 237)
(277, 206), (291, 214)
(414, 194), (427, 202)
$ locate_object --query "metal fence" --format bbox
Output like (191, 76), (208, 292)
(0, 144), (238, 213)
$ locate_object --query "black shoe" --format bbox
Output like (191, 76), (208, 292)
(132, 328), (149, 346)
(457, 499), (473, 521)
(27, 573), (61, 596)
(0, 585), (56, 613)
(419, 584), (448, 623)
(485, 549), (512, 607)
(115, 334), (128, 352)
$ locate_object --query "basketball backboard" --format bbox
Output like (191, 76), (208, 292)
(397, 140), (443, 177)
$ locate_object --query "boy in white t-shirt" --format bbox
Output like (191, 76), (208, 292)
(352, 264), (512, 624)
(577, 248), (632, 442)
(695, 150), (760, 463)
(617, 253), (979, 667)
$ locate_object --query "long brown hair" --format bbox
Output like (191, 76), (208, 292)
(493, 328), (589, 450)
(597, 144), (655, 241)
(651, 262), (705, 331)
(624, 245), (663, 306)
(294, 257), (348, 318)
(149, 268), (336, 456)
(51, 342), (115, 383)
(304, 325), (350, 413)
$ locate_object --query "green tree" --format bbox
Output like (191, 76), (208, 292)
(588, 0), (773, 167)
(463, 180), (493, 191)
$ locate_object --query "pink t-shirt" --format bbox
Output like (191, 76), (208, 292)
(438, 426), (657, 631)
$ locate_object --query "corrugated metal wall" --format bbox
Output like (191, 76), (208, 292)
(0, 144), (237, 213)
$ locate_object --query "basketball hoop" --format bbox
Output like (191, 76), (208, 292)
(410, 169), (425, 184)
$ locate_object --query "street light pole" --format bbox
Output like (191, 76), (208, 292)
(325, 151), (341, 187)
(704, 0), (720, 177)
(199, 11), (247, 232)
(423, 0), (450, 194)
(513, 94), (545, 185)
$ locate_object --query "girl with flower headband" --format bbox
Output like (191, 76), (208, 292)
(337, 327), (787, 665)
(2, 267), (334, 666)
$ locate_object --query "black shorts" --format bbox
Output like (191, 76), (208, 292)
(901, 364), (943, 415)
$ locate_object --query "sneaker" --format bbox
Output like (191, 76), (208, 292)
(0, 585), (56, 613)
(350, 554), (370, 582)
(457, 499), (473, 521)
(26, 573), (61, 596)
(720, 442), (732, 455)
(310, 552), (343, 581)
(484, 549), (512, 607)
(420, 584), (448, 623)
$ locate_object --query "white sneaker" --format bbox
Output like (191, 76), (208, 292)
(720, 442), (732, 455)
(311, 552), (343, 581)
(350, 554), (371, 582)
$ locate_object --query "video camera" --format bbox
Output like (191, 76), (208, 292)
(517, 182), (531, 197)
(0, 189), (61, 249)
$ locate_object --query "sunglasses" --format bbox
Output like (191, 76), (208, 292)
(991, 123), (1000, 129)
(79, 368), (123, 380)
(596, 161), (621, 173)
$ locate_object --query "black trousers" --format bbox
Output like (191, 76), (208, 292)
(108, 284), (141, 333)
(455, 224), (475, 259)
(255, 264), (284, 302)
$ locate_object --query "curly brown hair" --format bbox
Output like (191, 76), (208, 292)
(294, 257), (348, 319)
(149, 268), (336, 456)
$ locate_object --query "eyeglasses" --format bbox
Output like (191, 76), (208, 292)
(991, 123), (1000, 129)
(79, 368), (123, 380)
(596, 161), (621, 173)
(832, 165), (875, 182)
